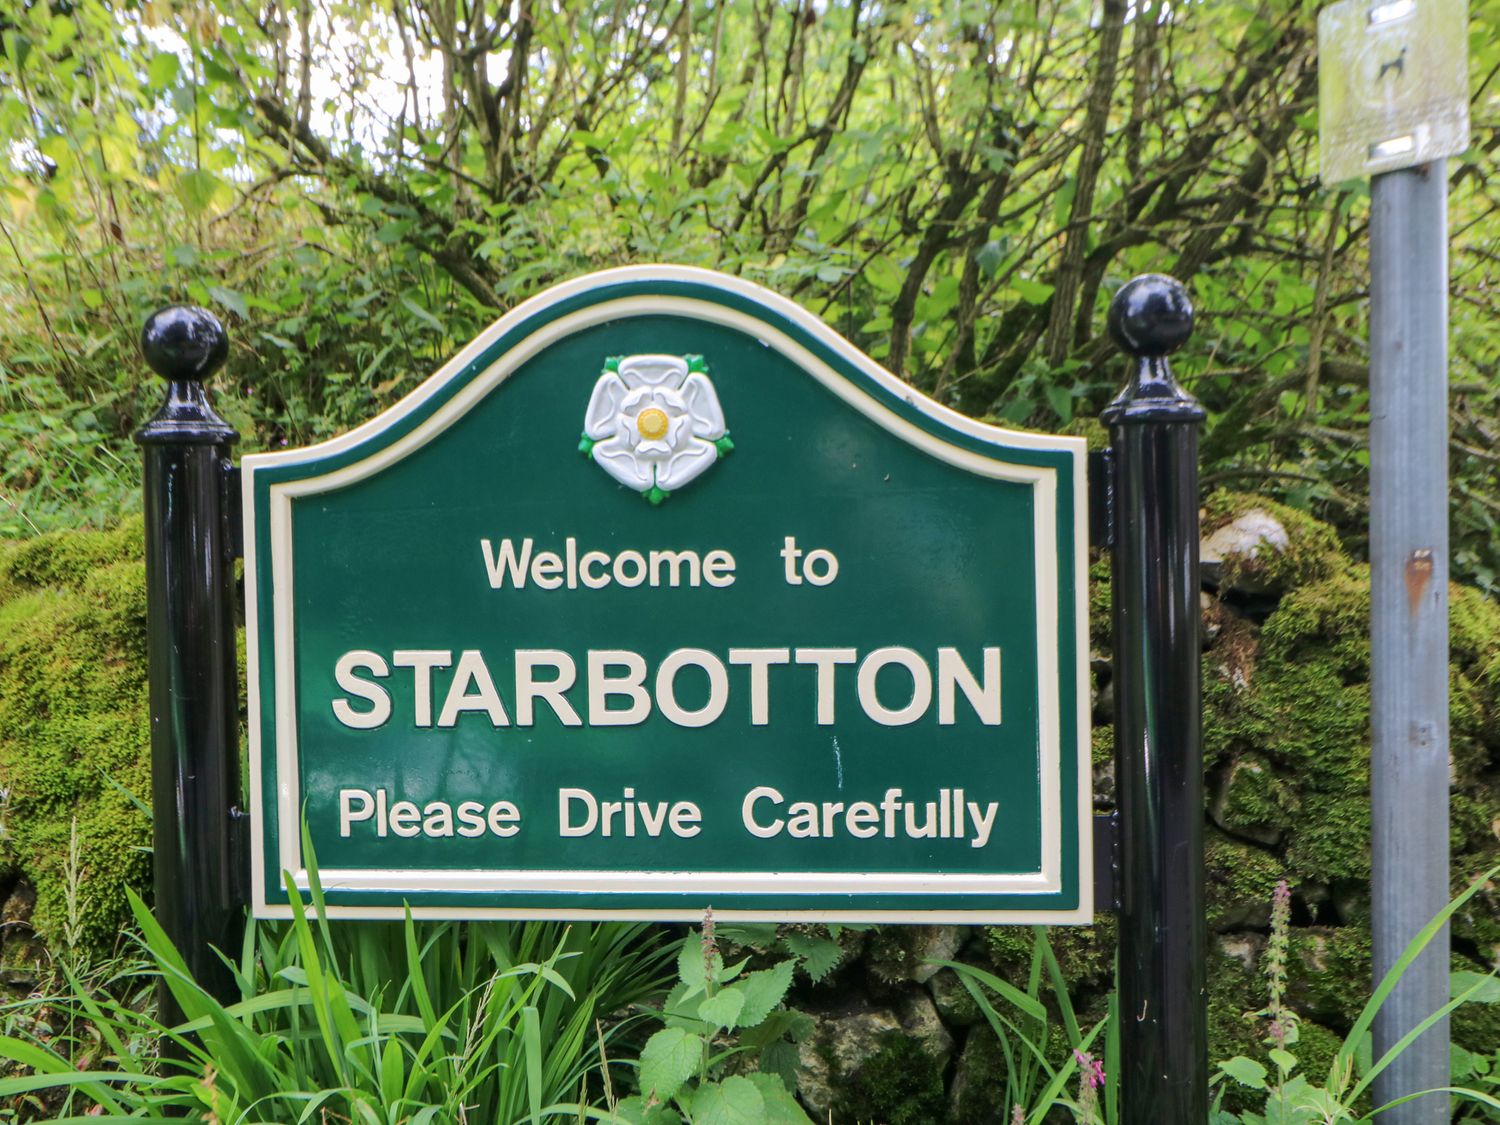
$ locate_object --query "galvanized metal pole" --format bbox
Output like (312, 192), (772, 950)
(1370, 160), (1450, 1123)
(136, 306), (243, 1021)
(1103, 274), (1208, 1123)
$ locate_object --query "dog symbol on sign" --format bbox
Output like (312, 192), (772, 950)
(1378, 45), (1407, 80)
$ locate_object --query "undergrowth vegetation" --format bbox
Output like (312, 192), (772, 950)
(1, 0), (1497, 587)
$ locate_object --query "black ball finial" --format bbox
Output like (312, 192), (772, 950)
(1107, 274), (1193, 359)
(141, 305), (229, 382)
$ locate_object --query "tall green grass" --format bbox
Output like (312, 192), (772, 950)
(934, 928), (1117, 1125)
(0, 862), (672, 1123)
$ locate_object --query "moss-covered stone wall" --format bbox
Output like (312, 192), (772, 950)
(0, 518), (153, 954)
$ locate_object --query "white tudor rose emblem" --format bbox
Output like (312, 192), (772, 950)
(580, 354), (732, 504)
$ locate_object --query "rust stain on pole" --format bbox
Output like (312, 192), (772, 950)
(1404, 548), (1434, 614)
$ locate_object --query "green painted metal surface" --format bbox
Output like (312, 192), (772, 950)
(244, 267), (1091, 921)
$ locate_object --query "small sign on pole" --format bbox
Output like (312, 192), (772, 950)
(242, 266), (1093, 923)
(1318, 0), (1469, 184)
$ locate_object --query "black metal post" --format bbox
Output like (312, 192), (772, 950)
(1102, 275), (1208, 1122)
(136, 306), (242, 1020)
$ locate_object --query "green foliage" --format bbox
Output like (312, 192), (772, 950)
(0, 519), (150, 947)
(937, 928), (1116, 1124)
(829, 1031), (949, 1125)
(0, 0), (1495, 591)
(1213, 868), (1500, 1124)
(606, 917), (812, 1125)
(0, 856), (672, 1121)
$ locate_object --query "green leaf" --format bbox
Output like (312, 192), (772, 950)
(733, 961), (794, 1029)
(779, 933), (842, 982)
(638, 1026), (701, 1104)
(976, 239), (1005, 278)
(758, 1038), (802, 1093)
(375, 219), (413, 244)
(687, 1075), (766, 1125)
(613, 1096), (684, 1124)
(698, 986), (746, 1030)
(148, 51), (180, 87)
(1013, 278), (1055, 305)
(1451, 970), (1500, 1003)
(399, 295), (444, 335)
(865, 254), (902, 297)
(207, 286), (248, 319)
(744, 1072), (814, 1123)
(1220, 1056), (1269, 1090)
(1268, 1047), (1298, 1074)
(176, 169), (224, 218)
(1045, 384), (1073, 424)
(677, 931), (720, 992)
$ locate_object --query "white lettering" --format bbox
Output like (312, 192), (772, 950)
(531, 551), (564, 590)
(743, 786), (784, 838)
(857, 647), (932, 726)
(803, 548), (839, 586)
(339, 789), (374, 837)
(393, 650), (452, 727)
(703, 549), (736, 587)
(656, 648), (729, 727)
(969, 801), (1000, 848)
(780, 536), (803, 584)
(481, 537), (531, 588)
(332, 651), (391, 729)
(649, 549), (701, 588)
(588, 651), (652, 725)
(456, 800), (487, 837)
(559, 788), (598, 836)
(613, 550), (647, 587)
(388, 800), (421, 838)
(488, 800), (521, 837)
(579, 550), (612, 589)
(795, 648), (857, 725)
(728, 648), (790, 725)
(437, 649), (510, 727)
(515, 650), (582, 726)
(938, 647), (1002, 725)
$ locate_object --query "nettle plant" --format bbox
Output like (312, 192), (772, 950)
(1212, 870), (1500, 1124)
(605, 912), (817, 1124)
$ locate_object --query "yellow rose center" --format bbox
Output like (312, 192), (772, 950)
(636, 408), (670, 441)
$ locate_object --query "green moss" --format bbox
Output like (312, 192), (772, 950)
(1205, 567), (1374, 885)
(1285, 927), (1371, 1028)
(0, 520), (144, 602)
(982, 919), (1117, 1000)
(1202, 491), (1346, 594)
(948, 1026), (1008, 1124)
(1058, 416), (1109, 452)
(1088, 558), (1111, 655)
(1207, 946), (1268, 1113)
(0, 519), (151, 948)
(1206, 833), (1284, 932)
(830, 1031), (949, 1125)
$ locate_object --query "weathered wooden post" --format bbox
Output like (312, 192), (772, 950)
(136, 306), (243, 1019)
(1103, 275), (1208, 1121)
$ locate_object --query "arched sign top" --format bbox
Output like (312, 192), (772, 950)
(243, 265), (1091, 923)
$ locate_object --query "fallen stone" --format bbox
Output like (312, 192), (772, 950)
(1201, 509), (1291, 595)
(796, 1005), (901, 1120)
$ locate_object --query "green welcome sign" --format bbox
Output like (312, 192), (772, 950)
(244, 266), (1091, 922)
